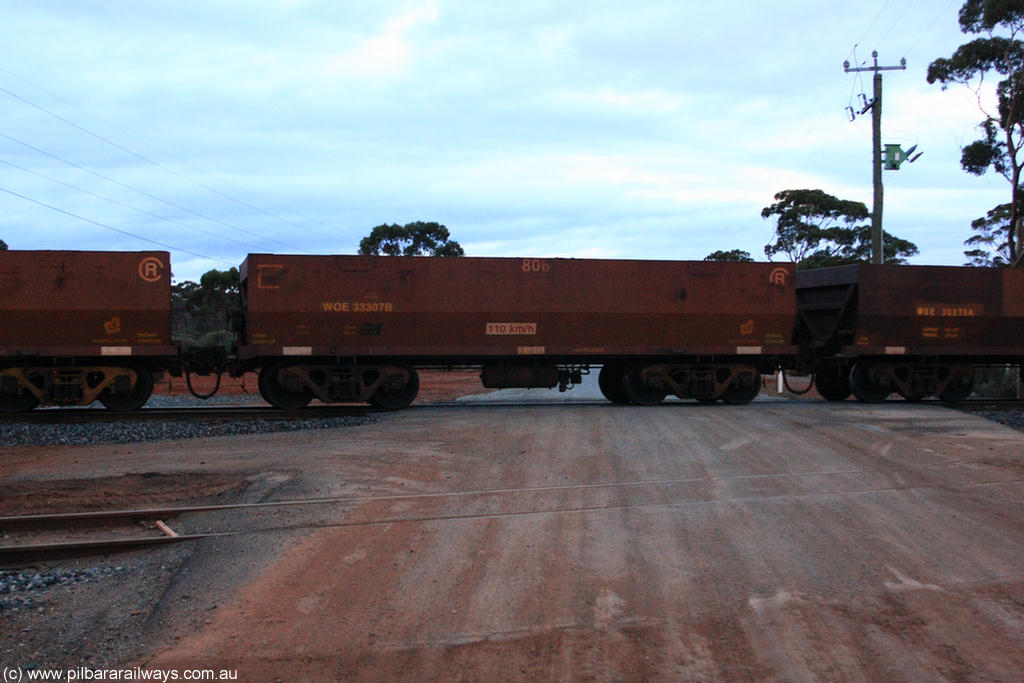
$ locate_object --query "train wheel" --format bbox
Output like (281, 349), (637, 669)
(0, 379), (38, 413)
(720, 371), (761, 405)
(98, 366), (154, 411)
(814, 367), (851, 402)
(259, 363), (313, 410)
(369, 366), (419, 410)
(939, 374), (974, 403)
(622, 362), (667, 406)
(598, 363), (631, 404)
(849, 362), (890, 403)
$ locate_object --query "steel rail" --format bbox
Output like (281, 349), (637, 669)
(0, 404), (382, 423)
(4, 465), (1020, 566)
(4, 395), (1019, 424)
(0, 533), (221, 566)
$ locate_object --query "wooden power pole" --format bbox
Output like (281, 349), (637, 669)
(844, 51), (906, 264)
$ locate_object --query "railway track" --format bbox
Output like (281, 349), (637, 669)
(953, 397), (1024, 411)
(0, 404), (384, 423)
(1, 399), (617, 423)
(1, 475), (837, 565)
(5, 459), (1021, 567)
(0, 508), (219, 566)
(3, 395), (1022, 424)
(0, 496), (361, 566)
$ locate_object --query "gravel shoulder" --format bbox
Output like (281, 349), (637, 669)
(0, 369), (487, 448)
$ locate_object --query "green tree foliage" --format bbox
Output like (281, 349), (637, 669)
(762, 189), (918, 269)
(704, 249), (754, 262)
(359, 221), (464, 257)
(965, 202), (1015, 265)
(171, 267), (240, 347)
(927, 0), (1024, 266)
(0, 239), (7, 250)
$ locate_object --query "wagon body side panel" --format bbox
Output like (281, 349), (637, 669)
(239, 255), (797, 362)
(0, 250), (175, 358)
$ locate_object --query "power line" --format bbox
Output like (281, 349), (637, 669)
(738, 0), (919, 196)
(874, 0), (917, 51)
(903, 0), (958, 59)
(0, 158), (255, 250)
(0, 184), (233, 265)
(854, 0), (896, 48)
(703, 4), (926, 253)
(0, 76), (348, 246)
(0, 130), (302, 251)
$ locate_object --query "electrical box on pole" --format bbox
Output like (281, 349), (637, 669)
(883, 143), (922, 170)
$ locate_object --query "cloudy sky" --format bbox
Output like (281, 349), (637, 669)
(0, 0), (1007, 281)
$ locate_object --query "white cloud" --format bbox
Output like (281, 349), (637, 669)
(321, 2), (438, 80)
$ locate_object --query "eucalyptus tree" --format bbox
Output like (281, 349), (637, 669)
(359, 221), (464, 257)
(927, 0), (1024, 266)
(761, 189), (918, 269)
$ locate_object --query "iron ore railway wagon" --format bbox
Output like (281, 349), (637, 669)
(237, 255), (797, 409)
(796, 264), (1024, 403)
(0, 250), (178, 412)
(2, 248), (1023, 412)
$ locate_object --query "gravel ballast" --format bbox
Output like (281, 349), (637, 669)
(4, 393), (1022, 448)
(961, 409), (1024, 432)
(1, 415), (377, 447)
(1, 566), (130, 613)
(1, 394), (378, 447)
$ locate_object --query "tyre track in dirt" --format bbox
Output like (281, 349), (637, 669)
(137, 402), (1024, 682)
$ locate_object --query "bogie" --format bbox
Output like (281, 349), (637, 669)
(622, 362), (668, 406)
(938, 369), (974, 403)
(368, 366), (420, 410)
(608, 362), (762, 406)
(814, 367), (851, 402)
(0, 365), (155, 411)
(720, 371), (761, 405)
(847, 361), (976, 403)
(257, 362), (420, 410)
(258, 363), (316, 410)
(849, 362), (891, 404)
(598, 363), (631, 404)
(0, 372), (40, 413)
(98, 366), (155, 411)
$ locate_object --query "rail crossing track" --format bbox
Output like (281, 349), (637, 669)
(0, 507), (220, 566)
(2, 474), (870, 566)
(2, 396), (1023, 424)
(0, 404), (384, 424)
(4, 459), (1019, 568)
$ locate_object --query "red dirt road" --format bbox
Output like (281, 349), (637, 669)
(138, 401), (1024, 681)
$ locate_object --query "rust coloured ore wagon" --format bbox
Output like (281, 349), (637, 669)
(238, 254), (797, 408)
(0, 250), (176, 411)
(796, 264), (1024, 402)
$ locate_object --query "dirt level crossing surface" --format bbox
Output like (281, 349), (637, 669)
(3, 395), (1023, 681)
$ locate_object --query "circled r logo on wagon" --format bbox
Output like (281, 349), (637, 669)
(137, 257), (165, 282)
